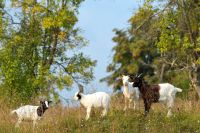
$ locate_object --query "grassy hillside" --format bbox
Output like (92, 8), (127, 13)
(1, 94), (200, 133)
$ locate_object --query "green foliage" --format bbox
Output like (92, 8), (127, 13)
(103, 0), (200, 96)
(0, 0), (95, 105)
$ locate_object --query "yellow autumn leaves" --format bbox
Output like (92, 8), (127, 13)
(41, 9), (76, 29)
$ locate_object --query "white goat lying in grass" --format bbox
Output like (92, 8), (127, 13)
(121, 75), (140, 111)
(73, 84), (110, 120)
(10, 100), (52, 128)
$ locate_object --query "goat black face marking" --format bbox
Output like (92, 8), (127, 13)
(77, 93), (82, 100)
(37, 101), (50, 116)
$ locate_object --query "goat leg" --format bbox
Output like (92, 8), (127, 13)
(144, 100), (151, 116)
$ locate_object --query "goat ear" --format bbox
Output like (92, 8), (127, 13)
(48, 100), (52, 104)
(40, 101), (43, 104)
(78, 84), (84, 93)
(129, 75), (134, 80)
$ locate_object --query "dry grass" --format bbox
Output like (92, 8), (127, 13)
(1, 94), (200, 133)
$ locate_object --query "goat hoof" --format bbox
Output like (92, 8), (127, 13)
(144, 113), (148, 117)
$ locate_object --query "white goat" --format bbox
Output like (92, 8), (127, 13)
(73, 84), (110, 120)
(121, 75), (140, 111)
(10, 100), (52, 128)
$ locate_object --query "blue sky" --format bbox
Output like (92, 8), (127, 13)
(60, 0), (143, 105)
(78, 0), (142, 89)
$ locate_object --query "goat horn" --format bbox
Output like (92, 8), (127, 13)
(138, 73), (143, 77)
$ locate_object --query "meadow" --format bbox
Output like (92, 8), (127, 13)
(1, 94), (200, 133)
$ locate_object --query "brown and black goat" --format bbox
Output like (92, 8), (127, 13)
(130, 74), (182, 117)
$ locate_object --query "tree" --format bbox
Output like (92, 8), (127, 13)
(0, 0), (96, 104)
(156, 0), (200, 99)
(103, 0), (199, 100)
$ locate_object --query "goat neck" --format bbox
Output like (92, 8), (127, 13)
(78, 93), (88, 107)
(123, 83), (130, 95)
(137, 80), (147, 96)
(37, 105), (48, 117)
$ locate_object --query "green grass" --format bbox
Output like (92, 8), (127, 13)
(1, 96), (200, 133)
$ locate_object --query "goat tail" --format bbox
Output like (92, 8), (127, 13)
(175, 87), (182, 92)
(10, 110), (16, 115)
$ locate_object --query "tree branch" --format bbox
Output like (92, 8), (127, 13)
(133, 1), (172, 33)
(2, 9), (20, 25)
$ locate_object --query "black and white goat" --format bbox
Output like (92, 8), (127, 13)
(10, 100), (52, 128)
(73, 84), (110, 120)
(130, 74), (182, 117)
(121, 75), (140, 110)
